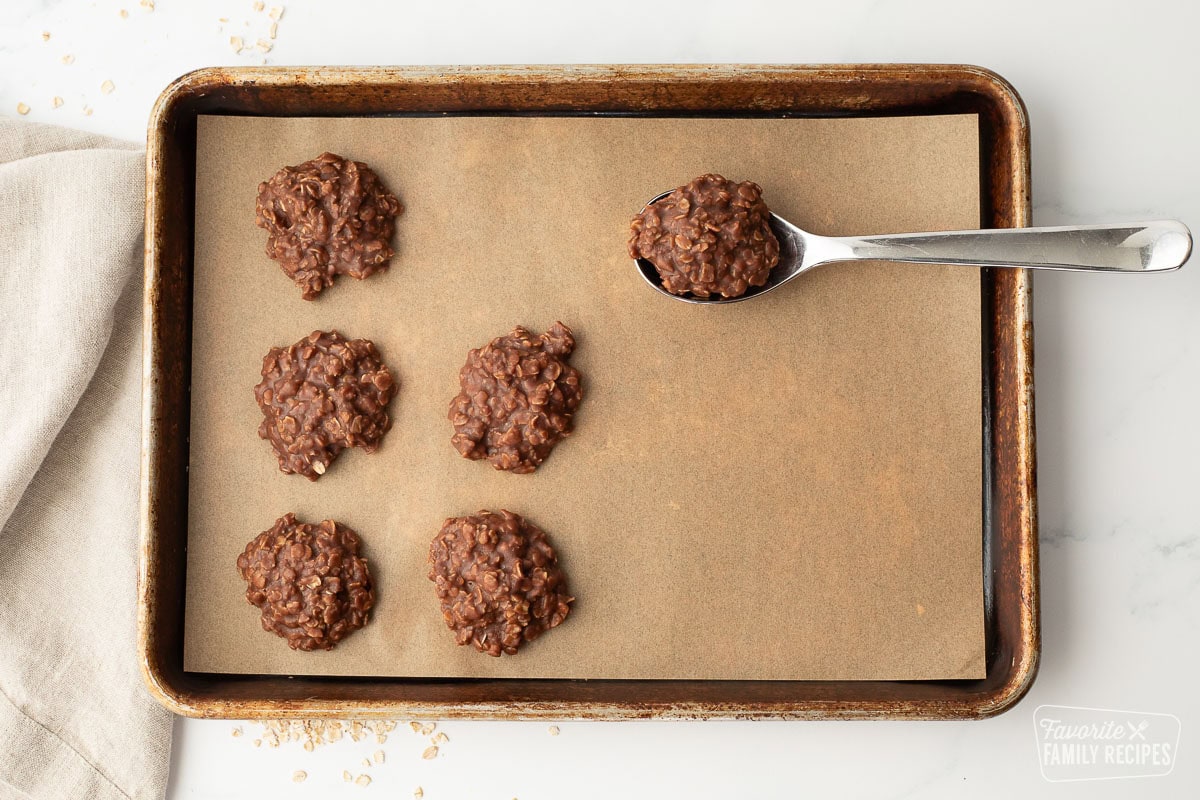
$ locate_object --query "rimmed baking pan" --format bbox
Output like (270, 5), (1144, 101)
(139, 64), (1037, 719)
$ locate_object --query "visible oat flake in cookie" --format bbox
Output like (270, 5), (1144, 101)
(237, 513), (374, 651)
(428, 510), (572, 656)
(448, 322), (583, 473)
(255, 330), (394, 480)
(628, 173), (780, 298)
(255, 152), (403, 299)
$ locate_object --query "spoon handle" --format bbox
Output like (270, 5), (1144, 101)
(820, 220), (1192, 273)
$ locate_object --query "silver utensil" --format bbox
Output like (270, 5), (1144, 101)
(633, 190), (1193, 305)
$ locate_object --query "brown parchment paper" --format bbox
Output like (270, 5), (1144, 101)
(185, 113), (984, 681)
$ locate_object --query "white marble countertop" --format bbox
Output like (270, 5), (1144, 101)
(4, 1), (1198, 797)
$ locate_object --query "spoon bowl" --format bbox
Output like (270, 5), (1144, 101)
(634, 209), (805, 305)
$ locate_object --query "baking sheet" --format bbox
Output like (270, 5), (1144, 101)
(185, 113), (984, 680)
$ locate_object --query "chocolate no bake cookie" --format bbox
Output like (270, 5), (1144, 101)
(448, 322), (583, 473)
(628, 173), (780, 299)
(428, 510), (572, 657)
(255, 152), (403, 299)
(255, 330), (395, 480)
(236, 513), (375, 651)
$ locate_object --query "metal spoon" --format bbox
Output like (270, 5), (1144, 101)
(633, 190), (1193, 305)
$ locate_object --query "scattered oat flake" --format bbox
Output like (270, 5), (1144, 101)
(420, 723), (436, 736)
(101, 80), (115, 95)
(119, 9), (128, 18)
(41, 31), (50, 41)
(361, 757), (370, 768)
(236, 719), (396, 755)
(413, 789), (423, 799)
(409, 721), (422, 733)
(230, 36), (244, 53)
(51, 95), (63, 108)
(355, 774), (371, 787)
(373, 750), (385, 764)
(139, 0), (155, 9)
(253, 0), (265, 10)
(252, 739), (261, 747)
(61, 54), (74, 65)
(16, 102), (30, 115)
(255, 38), (272, 52)
(269, 21), (278, 39)
(231, 727), (243, 737)
(433, 732), (448, 744)
(548, 725), (560, 736)
(343, 770), (353, 783)
(269, 6), (284, 20)
(422, 745), (438, 760)
(292, 771), (307, 783)
(83, 106), (93, 116)
(375, 734), (388, 744)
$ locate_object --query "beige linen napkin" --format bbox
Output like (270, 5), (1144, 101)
(0, 119), (172, 800)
